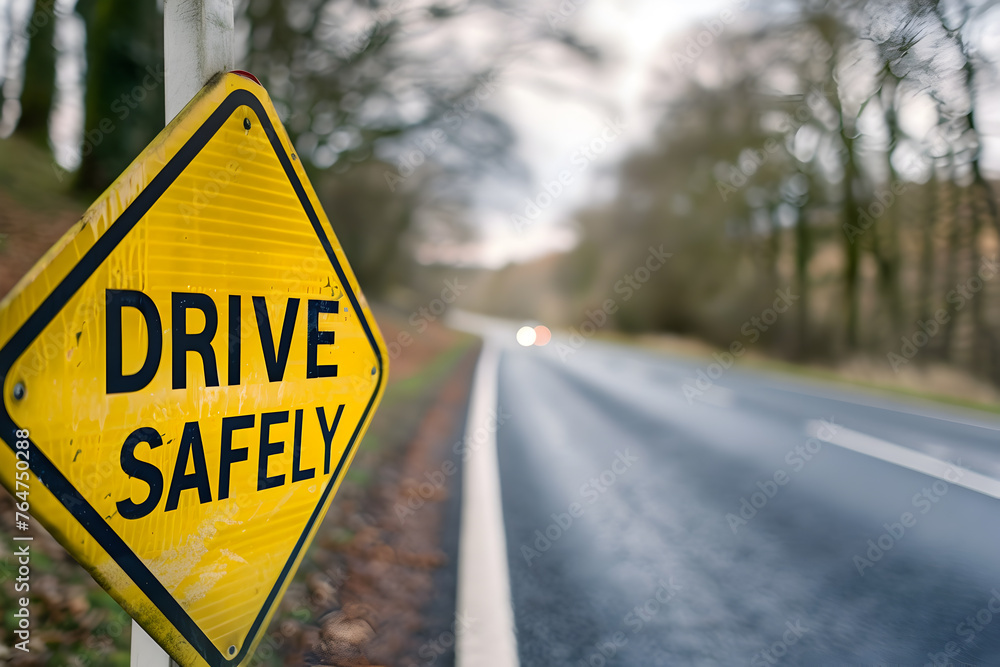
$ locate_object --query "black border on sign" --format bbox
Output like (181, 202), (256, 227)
(0, 88), (386, 667)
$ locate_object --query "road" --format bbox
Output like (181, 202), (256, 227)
(450, 314), (1000, 666)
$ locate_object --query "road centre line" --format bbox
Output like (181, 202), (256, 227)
(806, 421), (1000, 500)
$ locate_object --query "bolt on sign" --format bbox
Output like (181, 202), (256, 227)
(0, 73), (387, 666)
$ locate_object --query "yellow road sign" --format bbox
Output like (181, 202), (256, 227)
(0, 72), (387, 666)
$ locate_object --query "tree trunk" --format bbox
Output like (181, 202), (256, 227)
(794, 203), (810, 358)
(15, 0), (57, 148)
(968, 183), (991, 380)
(74, 0), (163, 194)
(878, 75), (903, 343)
(840, 132), (861, 351)
(938, 173), (960, 360)
(918, 173), (936, 325)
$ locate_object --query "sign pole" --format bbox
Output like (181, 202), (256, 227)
(130, 1), (236, 665)
(164, 0), (235, 122)
(131, 621), (176, 667)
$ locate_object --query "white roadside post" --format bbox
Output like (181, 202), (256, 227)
(131, 1), (235, 665)
(131, 621), (177, 667)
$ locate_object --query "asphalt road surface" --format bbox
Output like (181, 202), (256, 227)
(451, 315), (1000, 666)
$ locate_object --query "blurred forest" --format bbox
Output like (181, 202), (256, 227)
(3, 0), (1000, 386)
(540, 0), (1000, 386)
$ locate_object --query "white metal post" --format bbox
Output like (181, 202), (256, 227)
(131, 620), (176, 667)
(129, 1), (236, 666)
(164, 0), (235, 122)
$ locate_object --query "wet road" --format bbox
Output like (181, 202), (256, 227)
(475, 334), (1000, 666)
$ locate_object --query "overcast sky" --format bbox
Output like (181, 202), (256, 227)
(415, 0), (736, 268)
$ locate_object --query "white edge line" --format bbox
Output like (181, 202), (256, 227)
(806, 420), (1000, 500)
(456, 342), (520, 667)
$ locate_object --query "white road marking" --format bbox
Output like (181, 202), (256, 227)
(807, 420), (1000, 500)
(456, 342), (520, 667)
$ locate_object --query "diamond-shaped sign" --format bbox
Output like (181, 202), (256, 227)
(0, 73), (387, 666)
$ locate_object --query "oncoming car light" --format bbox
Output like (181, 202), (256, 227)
(516, 324), (551, 347)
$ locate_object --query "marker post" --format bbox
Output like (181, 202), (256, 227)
(131, 0), (234, 664)
(131, 621), (176, 667)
